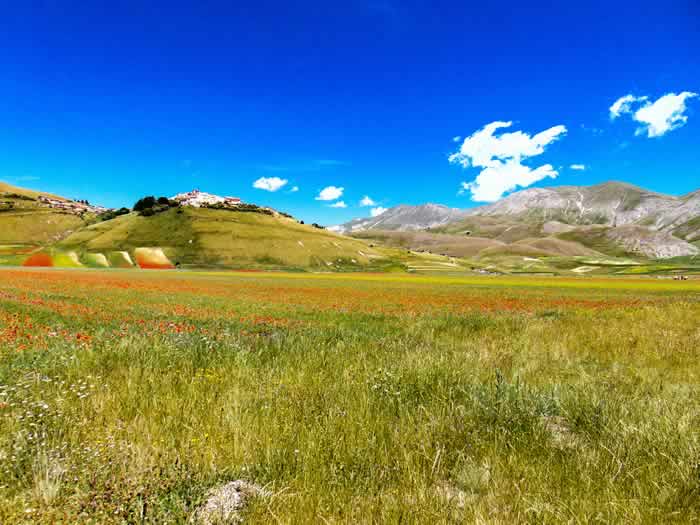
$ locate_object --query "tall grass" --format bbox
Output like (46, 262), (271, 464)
(0, 271), (698, 523)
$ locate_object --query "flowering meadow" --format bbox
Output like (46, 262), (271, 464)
(0, 268), (699, 522)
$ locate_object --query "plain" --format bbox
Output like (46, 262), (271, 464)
(0, 268), (698, 523)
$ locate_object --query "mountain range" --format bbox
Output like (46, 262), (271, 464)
(330, 203), (469, 233)
(337, 182), (700, 259)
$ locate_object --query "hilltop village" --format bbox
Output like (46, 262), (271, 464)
(35, 189), (247, 216)
(170, 189), (241, 208)
(37, 195), (110, 215)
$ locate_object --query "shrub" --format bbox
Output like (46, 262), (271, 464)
(134, 196), (179, 216)
(99, 207), (130, 222)
(133, 196), (156, 212)
(203, 203), (273, 215)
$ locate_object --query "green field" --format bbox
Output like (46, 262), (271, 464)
(0, 268), (699, 523)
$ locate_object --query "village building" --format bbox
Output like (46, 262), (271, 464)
(171, 189), (242, 208)
(38, 195), (109, 215)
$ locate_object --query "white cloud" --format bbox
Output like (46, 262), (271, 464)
(610, 95), (648, 119)
(360, 195), (376, 206)
(633, 92), (698, 137)
(315, 186), (344, 201)
(570, 164), (586, 171)
(449, 121), (567, 202)
(459, 161), (559, 202)
(253, 176), (288, 192)
(329, 200), (347, 208)
(609, 92), (698, 137)
(289, 186), (299, 193)
(370, 206), (387, 217)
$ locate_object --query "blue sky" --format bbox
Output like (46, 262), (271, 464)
(1, 1), (698, 224)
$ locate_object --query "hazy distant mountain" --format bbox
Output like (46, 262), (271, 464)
(337, 182), (700, 259)
(331, 203), (468, 233)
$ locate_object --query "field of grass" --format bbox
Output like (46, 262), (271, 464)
(0, 268), (699, 523)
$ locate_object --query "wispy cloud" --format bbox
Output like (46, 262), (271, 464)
(450, 121), (567, 202)
(570, 164), (586, 171)
(289, 186), (299, 193)
(253, 176), (288, 192)
(329, 200), (347, 208)
(316, 186), (344, 201)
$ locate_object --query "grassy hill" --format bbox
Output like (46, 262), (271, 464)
(56, 207), (417, 271)
(0, 182), (467, 273)
(0, 182), (93, 263)
(0, 181), (66, 201)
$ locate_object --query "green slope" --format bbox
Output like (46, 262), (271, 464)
(0, 181), (90, 246)
(57, 207), (407, 271)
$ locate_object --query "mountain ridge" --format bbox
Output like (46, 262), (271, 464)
(337, 182), (700, 259)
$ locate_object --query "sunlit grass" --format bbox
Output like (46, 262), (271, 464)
(0, 269), (698, 522)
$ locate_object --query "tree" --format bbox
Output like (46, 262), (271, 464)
(133, 196), (156, 211)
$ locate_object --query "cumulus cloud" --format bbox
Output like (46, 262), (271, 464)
(360, 195), (376, 206)
(634, 92), (698, 137)
(570, 164), (586, 171)
(370, 206), (388, 217)
(329, 200), (347, 208)
(449, 121), (567, 202)
(609, 95), (648, 119)
(253, 176), (288, 192)
(315, 186), (344, 201)
(610, 92), (698, 137)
